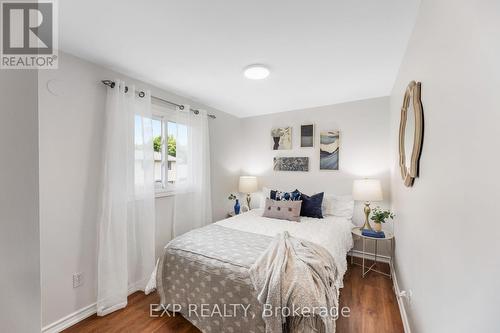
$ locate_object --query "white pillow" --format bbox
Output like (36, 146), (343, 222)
(322, 194), (354, 219)
(259, 187), (271, 208)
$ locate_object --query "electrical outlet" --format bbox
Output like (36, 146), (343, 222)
(407, 289), (413, 305)
(73, 272), (84, 288)
(399, 289), (413, 305)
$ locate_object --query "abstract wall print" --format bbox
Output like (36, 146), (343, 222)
(320, 131), (339, 170)
(300, 124), (314, 148)
(273, 157), (309, 172)
(271, 127), (292, 150)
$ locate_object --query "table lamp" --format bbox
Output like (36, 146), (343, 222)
(239, 176), (258, 209)
(352, 179), (383, 231)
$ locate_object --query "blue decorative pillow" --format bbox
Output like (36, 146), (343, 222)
(270, 189), (302, 201)
(299, 192), (324, 218)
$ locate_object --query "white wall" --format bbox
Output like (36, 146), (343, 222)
(240, 97), (392, 231)
(39, 52), (241, 327)
(390, 1), (500, 332)
(0, 70), (41, 332)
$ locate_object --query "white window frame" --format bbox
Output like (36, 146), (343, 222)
(152, 103), (177, 197)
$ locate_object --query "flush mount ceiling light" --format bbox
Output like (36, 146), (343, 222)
(243, 64), (270, 80)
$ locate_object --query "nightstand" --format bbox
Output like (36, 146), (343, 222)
(226, 206), (249, 218)
(350, 227), (394, 278)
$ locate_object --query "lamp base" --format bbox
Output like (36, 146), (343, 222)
(361, 202), (373, 231)
(246, 193), (251, 210)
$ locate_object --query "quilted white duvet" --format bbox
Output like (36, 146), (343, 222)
(216, 209), (354, 288)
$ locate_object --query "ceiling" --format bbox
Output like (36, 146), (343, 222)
(59, 0), (420, 117)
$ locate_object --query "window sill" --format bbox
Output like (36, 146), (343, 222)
(155, 190), (175, 198)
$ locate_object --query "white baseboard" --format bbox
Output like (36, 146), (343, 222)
(42, 303), (97, 333)
(390, 263), (412, 333)
(350, 249), (391, 263)
(42, 278), (148, 333)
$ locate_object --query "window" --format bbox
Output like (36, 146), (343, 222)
(151, 104), (186, 193)
(152, 117), (164, 189)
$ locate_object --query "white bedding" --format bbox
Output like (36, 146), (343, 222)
(216, 209), (354, 287)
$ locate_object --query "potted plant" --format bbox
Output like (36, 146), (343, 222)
(228, 193), (240, 215)
(370, 207), (395, 232)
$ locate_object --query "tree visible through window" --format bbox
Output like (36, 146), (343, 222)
(167, 135), (176, 157)
(152, 118), (178, 190)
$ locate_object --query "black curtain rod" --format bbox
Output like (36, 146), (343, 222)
(101, 80), (216, 119)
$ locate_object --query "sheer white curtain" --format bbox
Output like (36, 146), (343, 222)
(97, 80), (155, 316)
(172, 105), (213, 237)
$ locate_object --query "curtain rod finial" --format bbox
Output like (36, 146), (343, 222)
(102, 80), (115, 88)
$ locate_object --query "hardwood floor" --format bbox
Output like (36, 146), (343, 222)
(337, 258), (403, 332)
(64, 258), (403, 333)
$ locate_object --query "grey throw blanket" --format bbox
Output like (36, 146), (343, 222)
(249, 231), (339, 333)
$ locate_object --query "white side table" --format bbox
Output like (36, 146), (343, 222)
(226, 206), (250, 218)
(350, 227), (394, 278)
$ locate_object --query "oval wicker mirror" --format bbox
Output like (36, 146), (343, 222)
(399, 81), (424, 187)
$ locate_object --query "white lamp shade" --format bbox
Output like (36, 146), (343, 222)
(352, 179), (383, 202)
(239, 176), (258, 193)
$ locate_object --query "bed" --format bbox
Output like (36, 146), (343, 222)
(156, 208), (354, 333)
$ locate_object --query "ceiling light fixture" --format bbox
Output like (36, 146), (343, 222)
(243, 64), (270, 80)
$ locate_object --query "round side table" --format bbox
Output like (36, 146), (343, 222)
(350, 227), (394, 278)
